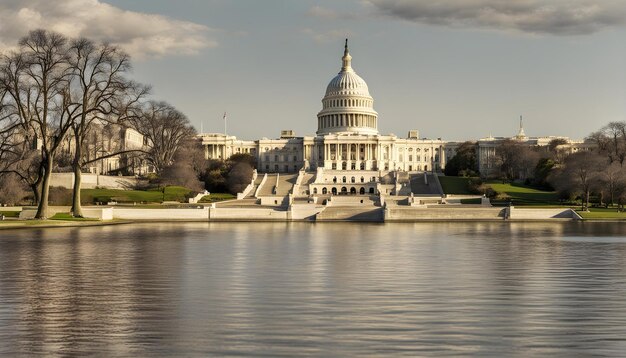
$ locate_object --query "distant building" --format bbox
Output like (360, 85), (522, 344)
(59, 122), (153, 175)
(446, 116), (595, 177)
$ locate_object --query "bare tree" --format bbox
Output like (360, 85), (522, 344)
(594, 161), (625, 207)
(160, 138), (206, 192)
(65, 38), (148, 217)
(0, 172), (28, 205)
(0, 30), (74, 218)
(130, 101), (196, 174)
(0, 52), (46, 204)
(550, 151), (604, 211)
(495, 140), (540, 181)
(587, 121), (626, 166)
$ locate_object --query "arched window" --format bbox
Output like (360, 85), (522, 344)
(351, 176), (355, 183)
(342, 176), (347, 183)
(341, 187), (347, 194)
(331, 187), (337, 195)
(359, 187), (365, 195)
(313, 188), (318, 194)
(322, 187), (327, 194)
(333, 176), (337, 183)
(360, 176), (364, 183)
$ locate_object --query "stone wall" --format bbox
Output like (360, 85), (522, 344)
(385, 207), (505, 221)
(209, 207), (288, 221)
(508, 207), (578, 220)
(113, 207), (209, 220)
(50, 173), (143, 189)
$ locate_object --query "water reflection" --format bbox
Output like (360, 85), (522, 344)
(1, 222), (626, 356)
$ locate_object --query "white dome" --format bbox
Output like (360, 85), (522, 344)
(325, 70), (371, 97)
(317, 40), (378, 136)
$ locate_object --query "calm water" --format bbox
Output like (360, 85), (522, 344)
(1, 222), (626, 356)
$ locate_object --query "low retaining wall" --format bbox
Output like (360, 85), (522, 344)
(259, 196), (289, 206)
(290, 204), (325, 220)
(209, 207), (288, 221)
(113, 207), (209, 220)
(50, 173), (144, 189)
(385, 207), (506, 221)
(509, 207), (578, 220)
(19, 206), (71, 219)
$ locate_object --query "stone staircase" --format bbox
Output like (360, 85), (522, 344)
(256, 173), (299, 196)
(247, 175), (265, 198)
(257, 174), (276, 196)
(275, 174), (298, 196)
(410, 173), (443, 195)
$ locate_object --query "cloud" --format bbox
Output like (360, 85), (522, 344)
(307, 5), (338, 19)
(366, 0), (626, 35)
(0, 0), (217, 59)
(303, 28), (353, 44)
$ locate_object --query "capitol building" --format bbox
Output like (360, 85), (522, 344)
(200, 40), (446, 175)
(198, 40), (591, 198)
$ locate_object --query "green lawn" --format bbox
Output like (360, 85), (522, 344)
(577, 208), (626, 220)
(487, 181), (559, 206)
(81, 186), (193, 204)
(198, 193), (236, 203)
(0, 211), (21, 218)
(50, 213), (100, 221)
(439, 176), (475, 195)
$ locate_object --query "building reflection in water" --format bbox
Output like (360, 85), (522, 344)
(0, 222), (626, 356)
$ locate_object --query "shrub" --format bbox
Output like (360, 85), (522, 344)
(48, 186), (73, 206)
(0, 174), (28, 205)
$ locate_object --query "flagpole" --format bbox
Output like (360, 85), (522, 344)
(223, 112), (227, 136)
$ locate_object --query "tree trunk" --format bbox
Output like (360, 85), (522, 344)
(71, 165), (83, 218)
(30, 181), (40, 206)
(71, 143), (83, 218)
(35, 156), (53, 219)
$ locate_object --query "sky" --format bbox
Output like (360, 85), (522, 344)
(1, 0), (625, 141)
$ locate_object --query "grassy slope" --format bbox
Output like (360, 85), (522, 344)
(577, 208), (626, 220)
(81, 186), (192, 203)
(199, 193), (236, 203)
(487, 182), (559, 205)
(438, 176), (474, 195)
